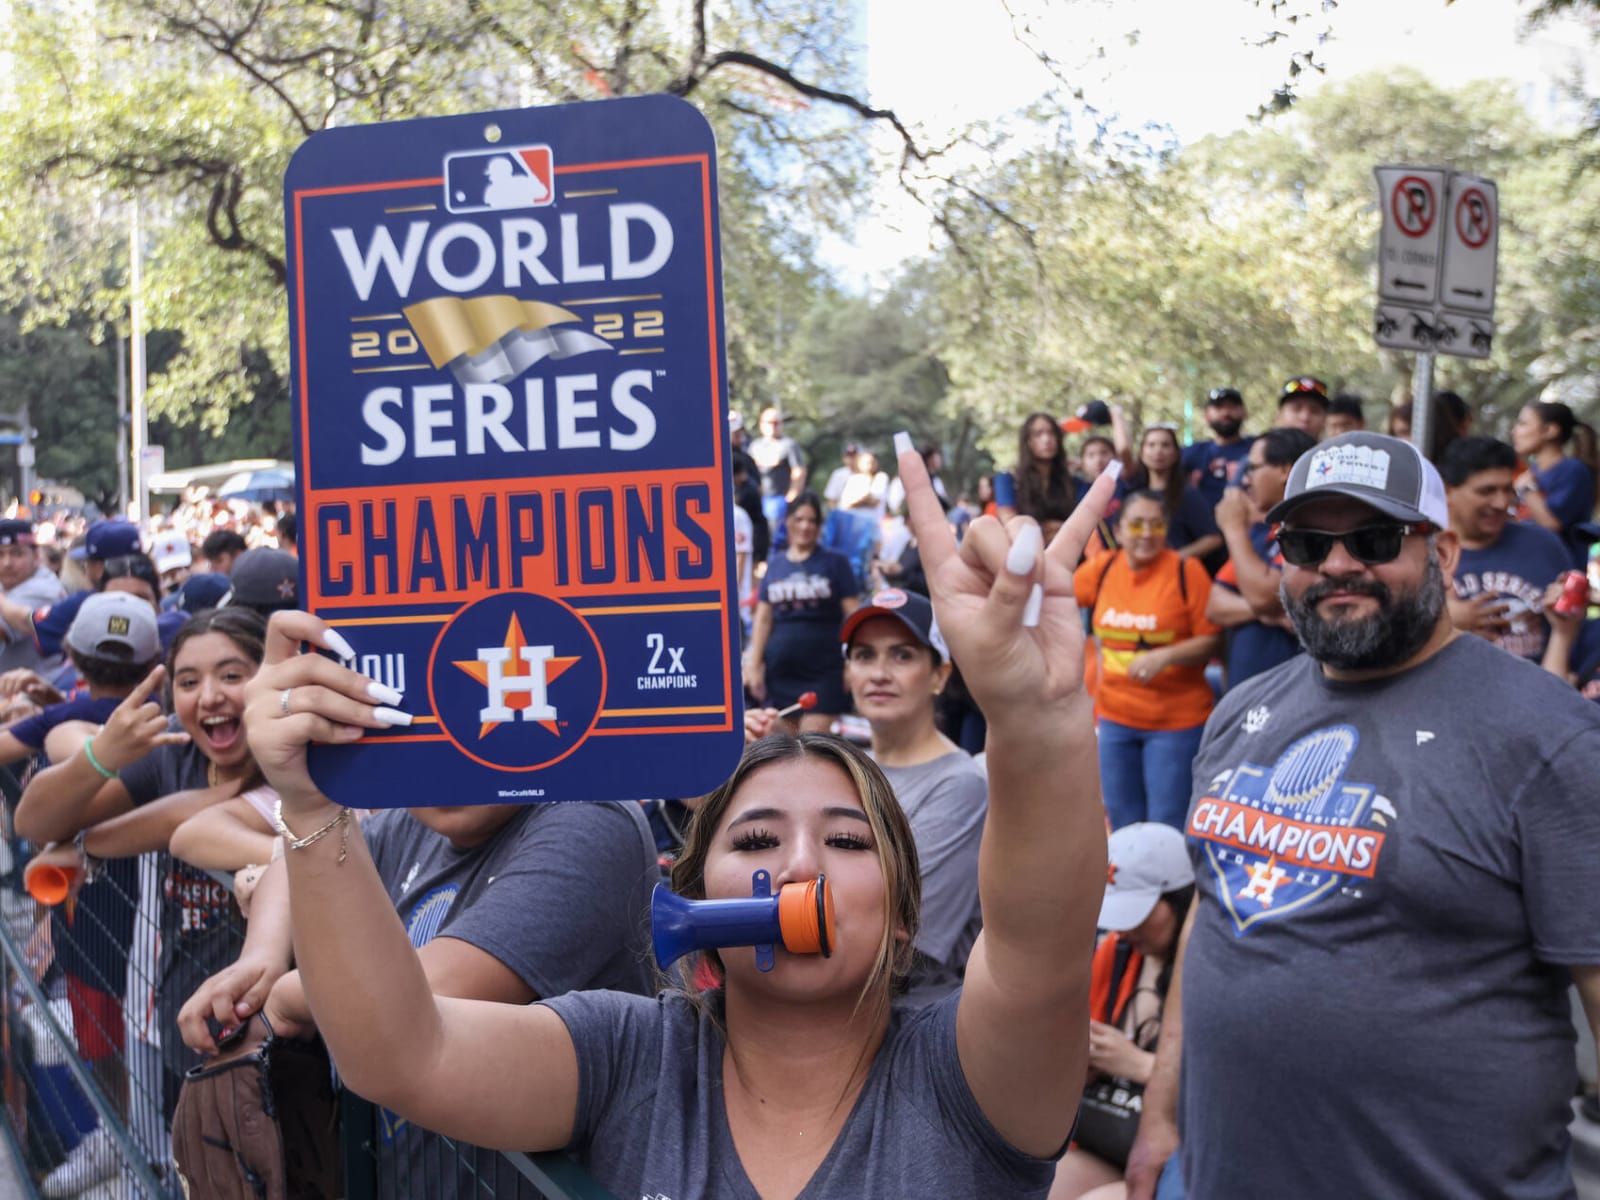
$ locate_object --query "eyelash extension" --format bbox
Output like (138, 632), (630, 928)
(827, 831), (873, 851)
(731, 827), (778, 851)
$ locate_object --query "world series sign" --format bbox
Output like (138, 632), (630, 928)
(284, 95), (744, 807)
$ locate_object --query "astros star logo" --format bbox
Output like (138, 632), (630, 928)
(451, 613), (579, 738)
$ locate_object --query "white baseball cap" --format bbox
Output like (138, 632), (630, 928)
(1098, 823), (1195, 931)
(150, 531), (193, 574)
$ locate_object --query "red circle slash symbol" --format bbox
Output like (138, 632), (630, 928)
(1455, 188), (1491, 249)
(1391, 175), (1436, 239)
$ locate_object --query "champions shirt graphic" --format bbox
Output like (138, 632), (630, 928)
(1188, 724), (1395, 934)
(286, 96), (743, 807)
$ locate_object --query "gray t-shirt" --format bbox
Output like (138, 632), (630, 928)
(1, 564), (64, 673)
(542, 989), (1057, 1198)
(878, 751), (986, 1006)
(363, 800), (660, 1198)
(1180, 635), (1600, 1199)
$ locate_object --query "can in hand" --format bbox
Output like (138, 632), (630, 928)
(1554, 570), (1590, 616)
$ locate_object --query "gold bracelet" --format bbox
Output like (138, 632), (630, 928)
(272, 798), (350, 864)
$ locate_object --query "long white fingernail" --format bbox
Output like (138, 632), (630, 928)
(1005, 522), (1042, 576)
(1104, 459), (1124, 482)
(323, 629), (357, 662)
(1024, 582), (1049, 630)
(366, 681), (403, 706)
(894, 431), (914, 458)
(1022, 583), (1044, 628)
(372, 707), (413, 727)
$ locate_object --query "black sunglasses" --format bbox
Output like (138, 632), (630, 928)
(1276, 522), (1428, 567)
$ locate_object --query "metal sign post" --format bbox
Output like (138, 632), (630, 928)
(1373, 165), (1498, 455)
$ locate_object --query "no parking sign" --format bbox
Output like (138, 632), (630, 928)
(283, 95), (743, 807)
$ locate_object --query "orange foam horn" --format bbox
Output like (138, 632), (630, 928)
(24, 861), (79, 907)
(777, 876), (835, 957)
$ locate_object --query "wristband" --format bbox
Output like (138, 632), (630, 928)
(82, 736), (116, 780)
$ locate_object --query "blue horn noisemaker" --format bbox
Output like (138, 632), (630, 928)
(651, 870), (835, 973)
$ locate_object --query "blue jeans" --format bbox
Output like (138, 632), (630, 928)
(1156, 1153), (1185, 1200)
(1097, 718), (1206, 830)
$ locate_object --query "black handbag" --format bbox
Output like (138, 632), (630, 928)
(1072, 1075), (1143, 1167)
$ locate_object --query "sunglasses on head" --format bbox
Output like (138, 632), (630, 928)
(1282, 377), (1328, 400)
(1275, 522), (1428, 567)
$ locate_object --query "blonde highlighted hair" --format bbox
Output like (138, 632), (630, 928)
(669, 733), (921, 1019)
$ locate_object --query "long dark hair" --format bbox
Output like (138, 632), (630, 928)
(1014, 413), (1075, 523)
(167, 606), (267, 675)
(1132, 427), (1184, 519)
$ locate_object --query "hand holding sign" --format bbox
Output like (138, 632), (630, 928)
(244, 612), (412, 817)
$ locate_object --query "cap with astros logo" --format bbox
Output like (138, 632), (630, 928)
(220, 548), (299, 613)
(838, 588), (948, 663)
(1265, 431), (1449, 529)
(1098, 822), (1194, 931)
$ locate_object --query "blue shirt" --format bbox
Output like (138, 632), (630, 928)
(1214, 522), (1300, 689)
(1182, 438), (1255, 508)
(1454, 522), (1573, 662)
(1532, 456), (1596, 569)
(7, 695), (120, 750)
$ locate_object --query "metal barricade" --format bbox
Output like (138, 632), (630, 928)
(0, 765), (614, 1199)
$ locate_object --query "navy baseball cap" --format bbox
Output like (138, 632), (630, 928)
(31, 591), (89, 659)
(1265, 431), (1449, 528)
(839, 587), (949, 662)
(69, 520), (142, 561)
(0, 519), (36, 545)
(174, 572), (231, 614)
(220, 549), (298, 612)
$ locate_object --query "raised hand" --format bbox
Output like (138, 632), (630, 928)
(89, 665), (190, 772)
(897, 432), (1117, 719)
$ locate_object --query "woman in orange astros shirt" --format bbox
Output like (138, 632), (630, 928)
(1074, 490), (1220, 831)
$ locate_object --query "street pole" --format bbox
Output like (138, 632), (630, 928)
(1411, 351), (1435, 460)
(116, 333), (129, 515)
(17, 402), (34, 504)
(129, 204), (149, 524)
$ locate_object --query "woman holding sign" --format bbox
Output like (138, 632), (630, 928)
(242, 444), (1116, 1198)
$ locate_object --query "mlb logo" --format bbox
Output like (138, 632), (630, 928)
(443, 145), (555, 214)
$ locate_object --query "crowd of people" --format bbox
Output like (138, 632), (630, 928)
(0, 379), (1595, 1199)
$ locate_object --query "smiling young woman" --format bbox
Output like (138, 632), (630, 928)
(15, 606), (274, 1108)
(244, 444), (1115, 1199)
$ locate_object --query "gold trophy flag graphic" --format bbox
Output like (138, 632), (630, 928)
(403, 295), (613, 385)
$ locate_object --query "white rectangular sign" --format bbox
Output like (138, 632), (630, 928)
(1374, 302), (1438, 355)
(1375, 166), (1448, 306)
(1439, 175), (1497, 316)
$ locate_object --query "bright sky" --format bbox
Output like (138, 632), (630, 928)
(836, 0), (1598, 284)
